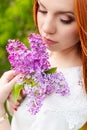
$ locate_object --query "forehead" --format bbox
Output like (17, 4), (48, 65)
(38, 0), (74, 12)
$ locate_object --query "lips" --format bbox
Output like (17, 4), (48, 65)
(42, 37), (57, 45)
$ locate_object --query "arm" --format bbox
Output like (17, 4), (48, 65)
(0, 70), (18, 130)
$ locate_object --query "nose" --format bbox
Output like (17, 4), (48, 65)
(42, 15), (56, 35)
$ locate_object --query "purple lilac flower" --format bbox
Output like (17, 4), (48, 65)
(6, 34), (50, 76)
(24, 71), (70, 114)
(6, 40), (32, 74)
(6, 33), (70, 115)
(28, 34), (51, 72)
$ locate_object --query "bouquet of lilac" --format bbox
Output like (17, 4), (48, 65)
(6, 33), (70, 115)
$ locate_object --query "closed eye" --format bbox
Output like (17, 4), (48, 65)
(38, 9), (47, 14)
(60, 19), (74, 24)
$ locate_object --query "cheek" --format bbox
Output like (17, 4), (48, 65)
(37, 13), (43, 31)
(61, 26), (79, 44)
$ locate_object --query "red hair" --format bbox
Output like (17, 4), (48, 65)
(33, 0), (39, 30)
(74, 0), (87, 93)
(33, 0), (87, 93)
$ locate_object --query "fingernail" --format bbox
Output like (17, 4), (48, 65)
(13, 107), (17, 111)
(20, 89), (26, 95)
(20, 89), (23, 94)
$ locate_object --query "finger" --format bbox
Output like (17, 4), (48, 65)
(1, 70), (18, 82)
(7, 93), (14, 100)
(13, 99), (22, 111)
(13, 107), (18, 111)
(17, 95), (22, 101)
(20, 89), (27, 98)
(7, 93), (15, 104)
(6, 75), (18, 93)
(15, 101), (21, 106)
(8, 92), (23, 108)
(8, 93), (22, 103)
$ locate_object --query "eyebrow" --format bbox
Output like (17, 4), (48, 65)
(38, 0), (74, 16)
(56, 11), (74, 16)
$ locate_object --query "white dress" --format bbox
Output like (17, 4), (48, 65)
(11, 66), (87, 130)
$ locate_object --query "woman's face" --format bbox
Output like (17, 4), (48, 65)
(37, 0), (80, 52)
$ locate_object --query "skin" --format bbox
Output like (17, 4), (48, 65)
(0, 71), (18, 106)
(0, 70), (18, 130)
(37, 0), (82, 68)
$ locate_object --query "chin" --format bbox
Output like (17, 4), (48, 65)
(47, 46), (59, 52)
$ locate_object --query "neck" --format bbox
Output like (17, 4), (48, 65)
(49, 44), (82, 69)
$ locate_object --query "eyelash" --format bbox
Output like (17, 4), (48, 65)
(60, 19), (74, 24)
(38, 9), (47, 14)
(38, 9), (74, 24)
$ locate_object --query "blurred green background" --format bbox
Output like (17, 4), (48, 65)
(0, 0), (35, 76)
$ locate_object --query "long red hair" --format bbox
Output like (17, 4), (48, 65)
(74, 0), (87, 93)
(33, 0), (87, 93)
(33, 0), (39, 30)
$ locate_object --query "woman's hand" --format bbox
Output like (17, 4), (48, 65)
(6, 91), (26, 115)
(6, 94), (22, 115)
(0, 70), (18, 108)
(0, 70), (18, 130)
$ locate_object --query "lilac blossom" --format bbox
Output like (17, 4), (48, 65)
(24, 71), (70, 114)
(6, 34), (50, 76)
(6, 33), (70, 115)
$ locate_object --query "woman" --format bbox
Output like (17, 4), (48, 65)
(1, 0), (87, 129)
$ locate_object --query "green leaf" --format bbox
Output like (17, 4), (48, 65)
(12, 83), (23, 102)
(45, 67), (57, 74)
